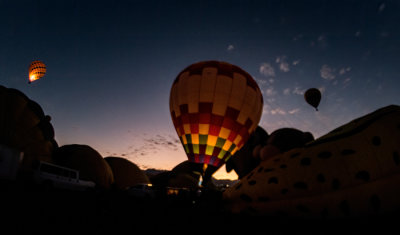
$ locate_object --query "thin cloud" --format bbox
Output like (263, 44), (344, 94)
(292, 60), (300, 66)
(263, 105), (293, 116)
(283, 87), (304, 95)
(262, 105), (270, 115)
(115, 134), (180, 159)
(339, 67), (351, 75)
(318, 35), (326, 41)
(320, 65), (336, 80)
(270, 108), (286, 115)
(310, 35), (326, 47)
(378, 3), (386, 13)
(227, 44), (235, 51)
(280, 62), (289, 72)
(266, 107), (299, 115)
(265, 87), (277, 97)
(259, 63), (275, 77)
(256, 78), (268, 85)
(255, 77), (273, 86)
(265, 97), (276, 104)
(276, 55), (290, 72)
(143, 134), (180, 150)
(343, 78), (351, 88)
(293, 34), (303, 41)
(293, 86), (305, 95)
(283, 88), (291, 95)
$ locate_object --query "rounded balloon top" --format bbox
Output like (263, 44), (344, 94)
(28, 60), (46, 83)
(169, 61), (263, 170)
(304, 88), (321, 111)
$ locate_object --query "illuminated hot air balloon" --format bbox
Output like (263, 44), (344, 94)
(169, 61), (263, 186)
(304, 88), (321, 111)
(28, 60), (46, 83)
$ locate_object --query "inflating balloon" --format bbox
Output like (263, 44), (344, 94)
(223, 105), (400, 219)
(169, 61), (263, 186)
(304, 88), (321, 111)
(28, 60), (46, 83)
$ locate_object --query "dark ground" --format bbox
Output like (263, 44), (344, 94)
(1, 180), (398, 235)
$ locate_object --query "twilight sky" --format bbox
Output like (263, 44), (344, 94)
(1, 0), (399, 179)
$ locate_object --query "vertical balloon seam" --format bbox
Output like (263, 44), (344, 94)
(222, 65), (242, 162)
(203, 63), (232, 164)
(226, 71), (248, 161)
(209, 63), (234, 166)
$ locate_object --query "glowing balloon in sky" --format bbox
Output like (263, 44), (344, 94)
(304, 88), (321, 111)
(169, 61), (263, 183)
(28, 60), (46, 83)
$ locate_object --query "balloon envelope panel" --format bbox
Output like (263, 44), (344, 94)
(170, 61), (263, 168)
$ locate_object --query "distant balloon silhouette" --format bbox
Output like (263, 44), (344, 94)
(28, 60), (46, 83)
(53, 144), (114, 189)
(304, 88), (321, 111)
(169, 61), (263, 186)
(104, 156), (150, 190)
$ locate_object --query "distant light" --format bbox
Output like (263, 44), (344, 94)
(167, 188), (179, 195)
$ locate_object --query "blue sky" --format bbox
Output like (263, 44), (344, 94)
(1, 0), (399, 179)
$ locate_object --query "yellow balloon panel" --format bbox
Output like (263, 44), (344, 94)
(237, 87), (257, 125)
(229, 73), (247, 110)
(187, 75), (201, 113)
(177, 73), (189, 106)
(199, 68), (217, 103)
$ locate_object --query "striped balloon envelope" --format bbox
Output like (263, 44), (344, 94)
(28, 60), (46, 83)
(169, 61), (263, 171)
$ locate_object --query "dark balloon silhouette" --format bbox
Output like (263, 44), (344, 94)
(0, 85), (57, 171)
(225, 126), (269, 179)
(168, 161), (201, 188)
(304, 88), (321, 111)
(105, 156), (150, 190)
(53, 144), (114, 189)
(28, 60), (46, 83)
(169, 60), (263, 186)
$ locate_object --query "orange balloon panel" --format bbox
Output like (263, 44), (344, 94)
(169, 61), (263, 168)
(28, 61), (46, 83)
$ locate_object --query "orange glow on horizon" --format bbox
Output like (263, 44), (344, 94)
(96, 138), (239, 180)
(213, 166), (238, 180)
